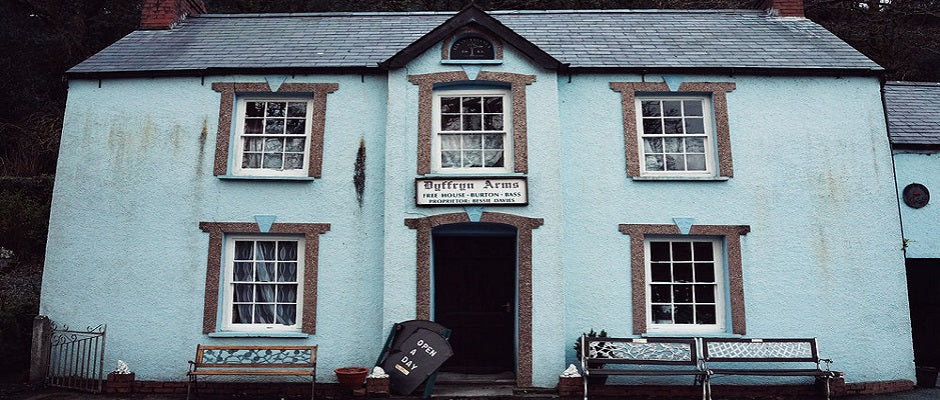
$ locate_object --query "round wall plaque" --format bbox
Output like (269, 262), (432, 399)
(903, 183), (930, 209)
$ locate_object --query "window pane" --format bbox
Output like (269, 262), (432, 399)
(643, 138), (663, 153)
(685, 118), (705, 134)
(463, 151), (482, 168)
(462, 97), (481, 113)
(441, 115), (460, 131)
(645, 155), (664, 171)
(264, 138), (284, 152)
(484, 134), (503, 150)
(440, 97), (460, 113)
(245, 119), (263, 134)
(695, 263), (716, 282)
(641, 101), (661, 117)
(256, 262), (275, 282)
(256, 285), (276, 302)
(463, 115), (482, 131)
(233, 262), (253, 281)
(277, 284), (297, 302)
(463, 134), (482, 150)
(650, 262), (671, 282)
(440, 135), (460, 150)
(246, 102), (265, 117)
(483, 151), (504, 167)
(265, 119), (285, 135)
(686, 138), (705, 153)
(674, 284), (693, 302)
(696, 305), (716, 324)
(674, 305), (694, 324)
(278, 263), (297, 282)
(233, 304), (252, 323)
(672, 242), (692, 260)
(256, 242), (276, 260)
(276, 305), (296, 325)
(233, 284), (253, 302)
(684, 100), (703, 116)
(687, 154), (706, 171)
(651, 284), (671, 302)
(642, 119), (663, 135)
(694, 285), (715, 303)
(664, 118), (683, 134)
(483, 97), (503, 113)
(693, 242), (714, 260)
(441, 151), (460, 168)
(278, 241), (298, 261)
(285, 138), (305, 152)
(265, 102), (286, 117)
(664, 137), (683, 153)
(663, 101), (682, 116)
(242, 154), (261, 169)
(234, 241), (253, 260)
(287, 102), (307, 117)
(674, 263), (693, 282)
(650, 242), (671, 261)
(652, 305), (673, 324)
(484, 115), (503, 131)
(244, 137), (263, 151)
(254, 304), (275, 323)
(286, 119), (306, 135)
(666, 154), (686, 171)
(263, 154), (283, 169)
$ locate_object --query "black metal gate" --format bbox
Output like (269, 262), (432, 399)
(46, 323), (106, 393)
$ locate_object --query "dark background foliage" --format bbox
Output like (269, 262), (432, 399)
(0, 0), (936, 381)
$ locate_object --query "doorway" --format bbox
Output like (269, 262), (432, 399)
(433, 223), (516, 375)
(907, 258), (940, 369)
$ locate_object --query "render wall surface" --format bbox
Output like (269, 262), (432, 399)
(42, 74), (390, 381)
(894, 151), (940, 259)
(557, 74), (913, 383)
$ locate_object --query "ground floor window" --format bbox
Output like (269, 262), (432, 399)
(646, 238), (723, 333)
(223, 236), (304, 331)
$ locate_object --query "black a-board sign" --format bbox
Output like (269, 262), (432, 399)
(375, 320), (453, 396)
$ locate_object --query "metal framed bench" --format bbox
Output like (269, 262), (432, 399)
(701, 338), (835, 400)
(187, 344), (317, 400)
(580, 335), (707, 400)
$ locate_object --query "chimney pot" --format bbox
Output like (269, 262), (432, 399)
(140, 0), (207, 30)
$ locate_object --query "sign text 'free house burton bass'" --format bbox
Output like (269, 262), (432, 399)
(415, 177), (528, 206)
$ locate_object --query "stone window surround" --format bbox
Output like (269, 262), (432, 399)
(618, 223), (750, 335)
(440, 27), (504, 60)
(211, 82), (339, 177)
(199, 222), (331, 334)
(405, 212), (543, 386)
(610, 81), (736, 178)
(409, 71), (536, 175)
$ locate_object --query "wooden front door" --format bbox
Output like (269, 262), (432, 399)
(433, 224), (516, 374)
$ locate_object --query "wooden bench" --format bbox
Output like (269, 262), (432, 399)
(580, 335), (707, 400)
(187, 344), (317, 400)
(701, 338), (835, 400)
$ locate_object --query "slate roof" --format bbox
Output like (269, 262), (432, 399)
(884, 81), (940, 148)
(67, 9), (882, 76)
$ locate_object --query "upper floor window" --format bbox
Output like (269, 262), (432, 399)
(636, 97), (714, 176)
(234, 98), (313, 177)
(432, 89), (512, 173)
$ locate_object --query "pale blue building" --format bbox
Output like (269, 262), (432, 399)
(39, 0), (916, 394)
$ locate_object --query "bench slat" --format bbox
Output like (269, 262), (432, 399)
(190, 369), (315, 376)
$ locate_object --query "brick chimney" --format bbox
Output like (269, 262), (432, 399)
(761, 0), (805, 17)
(140, 0), (207, 30)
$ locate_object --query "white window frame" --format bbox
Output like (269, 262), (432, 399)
(634, 96), (716, 177)
(221, 235), (305, 332)
(644, 237), (726, 334)
(232, 97), (314, 177)
(431, 89), (513, 174)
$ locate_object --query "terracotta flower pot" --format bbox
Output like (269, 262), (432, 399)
(334, 367), (369, 389)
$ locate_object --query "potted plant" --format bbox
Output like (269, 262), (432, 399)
(334, 366), (369, 389)
(574, 329), (608, 385)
